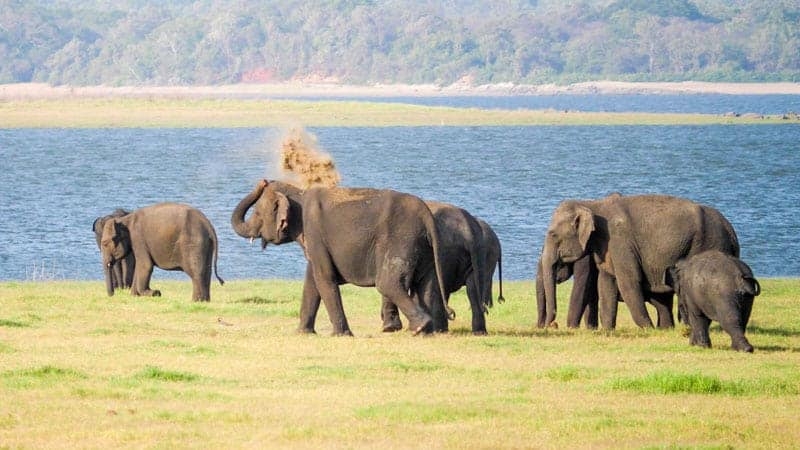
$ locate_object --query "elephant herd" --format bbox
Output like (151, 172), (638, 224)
(92, 181), (761, 352)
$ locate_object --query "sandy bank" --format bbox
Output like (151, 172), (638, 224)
(1, 81), (799, 100)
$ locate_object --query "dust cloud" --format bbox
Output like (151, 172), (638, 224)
(277, 127), (341, 189)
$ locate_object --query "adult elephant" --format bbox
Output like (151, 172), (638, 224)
(92, 209), (135, 292)
(231, 179), (449, 336)
(535, 254), (675, 329)
(539, 194), (739, 329)
(381, 202), (504, 335)
(100, 203), (224, 301)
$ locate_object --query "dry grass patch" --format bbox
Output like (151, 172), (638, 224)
(0, 279), (798, 448)
(1, 98), (797, 127)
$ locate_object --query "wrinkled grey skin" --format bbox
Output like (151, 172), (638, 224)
(93, 209), (135, 295)
(381, 202), (504, 335)
(540, 194), (739, 329)
(535, 254), (675, 329)
(101, 203), (224, 301)
(666, 250), (760, 352)
(231, 180), (448, 336)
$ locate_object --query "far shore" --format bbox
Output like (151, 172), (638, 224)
(2, 80), (800, 100)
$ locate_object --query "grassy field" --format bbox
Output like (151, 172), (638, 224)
(1, 279), (798, 449)
(1, 98), (798, 127)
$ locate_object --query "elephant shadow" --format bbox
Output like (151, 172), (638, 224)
(745, 325), (800, 353)
(746, 324), (800, 338)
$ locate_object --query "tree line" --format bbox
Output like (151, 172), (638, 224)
(1, 0), (798, 86)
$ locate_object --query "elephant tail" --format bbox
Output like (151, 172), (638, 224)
(496, 252), (504, 303)
(422, 205), (450, 320)
(741, 276), (760, 297)
(212, 233), (224, 286)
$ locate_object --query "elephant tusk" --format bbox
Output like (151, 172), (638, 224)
(249, 237), (255, 245)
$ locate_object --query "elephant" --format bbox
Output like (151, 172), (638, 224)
(231, 179), (449, 336)
(539, 194), (739, 330)
(93, 209), (135, 292)
(665, 250), (760, 352)
(535, 254), (675, 329)
(380, 201), (505, 335)
(99, 202), (224, 301)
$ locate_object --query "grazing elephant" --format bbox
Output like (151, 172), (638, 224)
(535, 254), (675, 329)
(539, 194), (739, 329)
(100, 203), (224, 301)
(231, 180), (448, 336)
(666, 250), (760, 352)
(381, 202), (504, 335)
(93, 209), (135, 293)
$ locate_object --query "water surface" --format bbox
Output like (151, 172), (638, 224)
(1, 124), (798, 282)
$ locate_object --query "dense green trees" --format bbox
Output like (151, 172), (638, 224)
(0, 0), (797, 85)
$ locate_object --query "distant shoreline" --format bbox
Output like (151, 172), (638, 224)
(2, 81), (800, 100)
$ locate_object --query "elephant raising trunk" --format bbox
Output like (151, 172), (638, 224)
(231, 179), (450, 336)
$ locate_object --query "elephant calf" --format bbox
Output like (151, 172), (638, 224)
(666, 250), (760, 352)
(92, 209), (135, 292)
(100, 202), (224, 301)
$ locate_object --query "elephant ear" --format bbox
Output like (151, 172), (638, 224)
(574, 205), (594, 251)
(275, 192), (290, 235)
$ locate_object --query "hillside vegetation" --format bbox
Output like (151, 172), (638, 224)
(2, 0), (799, 86)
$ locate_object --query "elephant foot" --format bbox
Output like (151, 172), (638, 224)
(733, 340), (754, 353)
(472, 329), (488, 336)
(410, 315), (432, 336)
(548, 321), (559, 329)
(331, 329), (354, 337)
(296, 327), (316, 335)
(152, 290), (162, 297)
(382, 320), (403, 332)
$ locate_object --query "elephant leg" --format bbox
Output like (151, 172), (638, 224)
(583, 294), (599, 329)
(377, 275), (432, 336)
(417, 271), (448, 333)
(597, 271), (618, 330)
(298, 264), (322, 334)
(688, 305), (712, 348)
(314, 279), (351, 337)
(381, 297), (403, 332)
(112, 262), (124, 290)
(131, 258), (160, 297)
(566, 255), (595, 328)
(718, 305), (754, 352)
(187, 250), (212, 302)
(615, 272), (654, 328)
(122, 254), (135, 289)
(649, 292), (674, 328)
(465, 275), (487, 335)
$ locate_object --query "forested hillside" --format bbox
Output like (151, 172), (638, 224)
(1, 0), (798, 86)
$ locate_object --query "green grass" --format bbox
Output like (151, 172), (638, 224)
(0, 278), (798, 448)
(1, 98), (798, 127)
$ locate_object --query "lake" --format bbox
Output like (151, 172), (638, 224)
(1, 122), (798, 282)
(278, 93), (800, 115)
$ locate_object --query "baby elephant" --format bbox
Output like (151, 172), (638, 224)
(100, 203), (224, 301)
(666, 250), (760, 352)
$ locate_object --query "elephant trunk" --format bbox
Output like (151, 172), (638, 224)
(540, 246), (558, 328)
(231, 182), (265, 239)
(104, 262), (115, 297)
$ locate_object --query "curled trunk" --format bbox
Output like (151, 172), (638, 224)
(231, 185), (263, 238)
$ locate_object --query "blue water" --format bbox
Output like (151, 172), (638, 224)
(278, 94), (800, 115)
(1, 122), (798, 282)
